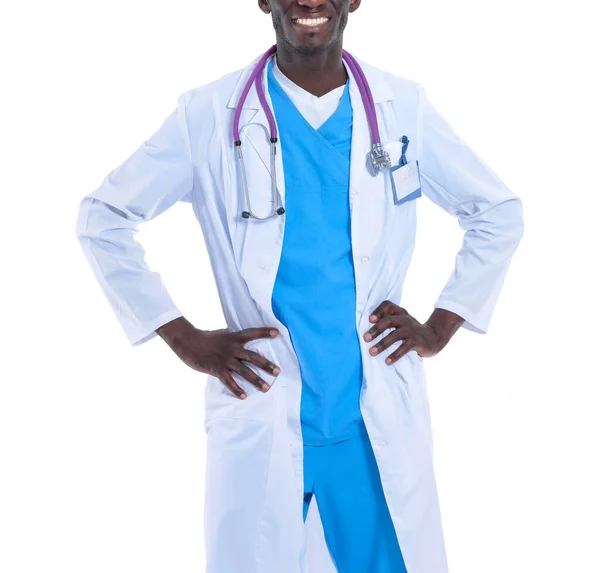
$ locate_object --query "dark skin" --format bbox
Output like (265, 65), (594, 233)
(156, 0), (466, 399)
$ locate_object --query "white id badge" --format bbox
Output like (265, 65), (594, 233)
(390, 160), (422, 205)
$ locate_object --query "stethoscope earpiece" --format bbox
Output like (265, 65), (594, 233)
(241, 207), (284, 219)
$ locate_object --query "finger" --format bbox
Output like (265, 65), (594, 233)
(369, 327), (411, 356)
(239, 348), (281, 377)
(369, 300), (391, 323)
(386, 341), (415, 365)
(364, 313), (392, 340)
(369, 301), (408, 323)
(364, 313), (407, 341)
(238, 327), (279, 344)
(228, 358), (271, 392)
(219, 371), (247, 400)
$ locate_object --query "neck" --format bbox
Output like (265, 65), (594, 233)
(274, 41), (347, 97)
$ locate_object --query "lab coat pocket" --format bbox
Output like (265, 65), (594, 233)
(203, 417), (272, 569)
(377, 162), (423, 206)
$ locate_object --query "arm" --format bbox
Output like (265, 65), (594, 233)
(75, 92), (194, 347)
(364, 85), (524, 362)
(417, 84), (525, 335)
(75, 91), (282, 398)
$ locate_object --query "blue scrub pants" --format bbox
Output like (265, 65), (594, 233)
(303, 432), (408, 573)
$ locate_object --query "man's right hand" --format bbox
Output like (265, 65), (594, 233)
(156, 317), (281, 400)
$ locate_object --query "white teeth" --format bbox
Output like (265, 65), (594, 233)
(296, 17), (329, 27)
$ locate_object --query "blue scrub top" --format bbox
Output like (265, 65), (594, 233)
(268, 59), (368, 446)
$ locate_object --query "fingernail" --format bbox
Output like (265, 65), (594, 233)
(370, 315), (377, 321)
(240, 392), (247, 399)
(364, 333), (372, 341)
(262, 383), (270, 392)
(273, 366), (280, 376)
(270, 329), (278, 337)
(385, 357), (391, 364)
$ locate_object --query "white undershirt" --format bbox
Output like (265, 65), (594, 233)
(272, 57), (347, 130)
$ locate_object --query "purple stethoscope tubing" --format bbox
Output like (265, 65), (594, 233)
(233, 45), (386, 220)
(233, 45), (278, 143)
(341, 50), (381, 146)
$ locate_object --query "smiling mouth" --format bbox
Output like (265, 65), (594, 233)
(292, 16), (331, 28)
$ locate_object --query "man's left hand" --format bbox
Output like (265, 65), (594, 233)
(363, 301), (465, 364)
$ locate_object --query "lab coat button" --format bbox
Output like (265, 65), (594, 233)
(361, 256), (370, 263)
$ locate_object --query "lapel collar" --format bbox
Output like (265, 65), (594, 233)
(227, 53), (263, 113)
(351, 55), (395, 105)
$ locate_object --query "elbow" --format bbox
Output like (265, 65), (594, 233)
(75, 195), (131, 244)
(75, 196), (92, 243)
(496, 196), (525, 259)
(489, 194), (525, 247)
(509, 196), (525, 246)
(467, 194), (525, 254)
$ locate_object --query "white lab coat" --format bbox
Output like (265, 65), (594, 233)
(76, 52), (524, 573)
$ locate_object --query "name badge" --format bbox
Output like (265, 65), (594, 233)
(390, 160), (422, 205)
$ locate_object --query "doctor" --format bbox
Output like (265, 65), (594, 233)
(75, 0), (524, 571)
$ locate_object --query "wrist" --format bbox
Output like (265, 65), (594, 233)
(425, 308), (465, 349)
(156, 316), (198, 345)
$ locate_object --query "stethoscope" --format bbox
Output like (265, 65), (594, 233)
(233, 44), (391, 221)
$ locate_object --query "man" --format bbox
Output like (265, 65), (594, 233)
(76, 1), (524, 571)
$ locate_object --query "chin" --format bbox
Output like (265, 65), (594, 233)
(289, 32), (337, 53)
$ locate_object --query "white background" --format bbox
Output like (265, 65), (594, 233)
(1, 0), (598, 571)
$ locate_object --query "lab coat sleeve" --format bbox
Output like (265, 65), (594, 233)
(75, 92), (194, 347)
(416, 84), (524, 334)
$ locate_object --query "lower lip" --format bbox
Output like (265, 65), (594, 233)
(292, 18), (331, 31)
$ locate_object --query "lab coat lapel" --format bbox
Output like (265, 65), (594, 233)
(346, 58), (396, 318)
(225, 56), (286, 317)
(347, 63), (372, 203)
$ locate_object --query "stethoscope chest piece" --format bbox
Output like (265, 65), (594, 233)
(370, 143), (392, 174)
